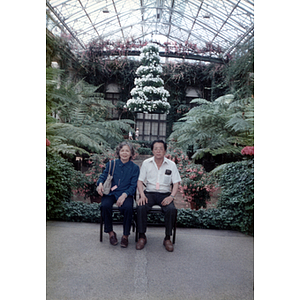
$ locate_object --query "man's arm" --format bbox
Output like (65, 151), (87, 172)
(137, 180), (148, 206)
(170, 181), (179, 197)
(161, 182), (179, 206)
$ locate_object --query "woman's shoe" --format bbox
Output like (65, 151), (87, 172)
(109, 231), (118, 246)
(120, 236), (129, 248)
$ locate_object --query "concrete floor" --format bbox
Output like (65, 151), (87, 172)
(47, 221), (253, 300)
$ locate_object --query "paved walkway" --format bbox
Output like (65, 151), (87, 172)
(47, 221), (254, 300)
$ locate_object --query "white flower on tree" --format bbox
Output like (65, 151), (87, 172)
(125, 43), (170, 113)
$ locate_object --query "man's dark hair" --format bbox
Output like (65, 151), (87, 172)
(150, 140), (167, 151)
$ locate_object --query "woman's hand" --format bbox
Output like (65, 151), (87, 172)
(96, 183), (104, 196)
(116, 193), (127, 207)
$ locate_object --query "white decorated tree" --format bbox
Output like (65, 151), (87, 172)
(125, 43), (170, 113)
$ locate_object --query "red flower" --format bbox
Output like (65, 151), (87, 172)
(241, 146), (254, 156)
(46, 138), (51, 146)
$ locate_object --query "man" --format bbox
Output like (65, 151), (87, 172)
(136, 140), (181, 252)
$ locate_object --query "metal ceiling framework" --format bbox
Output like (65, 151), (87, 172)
(46, 0), (254, 59)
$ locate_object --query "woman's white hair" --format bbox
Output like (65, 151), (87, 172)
(115, 141), (136, 160)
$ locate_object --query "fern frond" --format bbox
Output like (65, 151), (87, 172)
(225, 114), (252, 132)
(228, 96), (253, 109)
(209, 145), (242, 156)
(47, 123), (102, 153)
(168, 93), (254, 163)
(190, 98), (211, 105)
(47, 67), (138, 155)
(47, 143), (87, 156)
(214, 94), (234, 104)
(209, 163), (231, 176)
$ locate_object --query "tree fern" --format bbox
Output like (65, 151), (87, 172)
(46, 67), (134, 155)
(169, 94), (254, 161)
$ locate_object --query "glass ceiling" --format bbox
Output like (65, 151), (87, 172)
(46, 0), (254, 58)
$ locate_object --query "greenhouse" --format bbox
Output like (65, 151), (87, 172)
(46, 1), (254, 299)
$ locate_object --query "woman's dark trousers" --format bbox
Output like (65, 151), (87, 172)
(101, 195), (133, 236)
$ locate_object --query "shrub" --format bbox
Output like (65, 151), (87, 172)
(47, 201), (252, 235)
(46, 152), (76, 218)
(176, 208), (239, 230)
(137, 147), (152, 155)
(49, 201), (101, 222)
(217, 159), (254, 234)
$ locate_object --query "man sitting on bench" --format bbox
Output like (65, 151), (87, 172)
(136, 140), (181, 252)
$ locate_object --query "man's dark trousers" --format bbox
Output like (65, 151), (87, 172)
(136, 191), (177, 236)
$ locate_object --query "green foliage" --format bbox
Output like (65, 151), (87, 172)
(46, 152), (76, 218)
(72, 151), (115, 199)
(48, 201), (101, 222)
(223, 39), (254, 99)
(46, 27), (79, 71)
(169, 94), (254, 162)
(46, 67), (135, 155)
(179, 163), (216, 209)
(176, 208), (245, 231)
(137, 147), (152, 155)
(166, 141), (217, 208)
(47, 201), (252, 235)
(80, 57), (139, 102)
(217, 159), (254, 234)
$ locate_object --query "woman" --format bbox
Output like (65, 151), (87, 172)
(96, 142), (139, 248)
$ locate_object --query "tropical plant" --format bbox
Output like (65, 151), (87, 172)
(169, 94), (254, 162)
(125, 43), (171, 113)
(46, 67), (135, 155)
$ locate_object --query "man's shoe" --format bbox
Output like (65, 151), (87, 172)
(163, 238), (174, 252)
(136, 237), (147, 250)
(109, 231), (118, 246)
(120, 236), (129, 248)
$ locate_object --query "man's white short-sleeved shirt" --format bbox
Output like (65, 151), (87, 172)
(138, 156), (181, 193)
